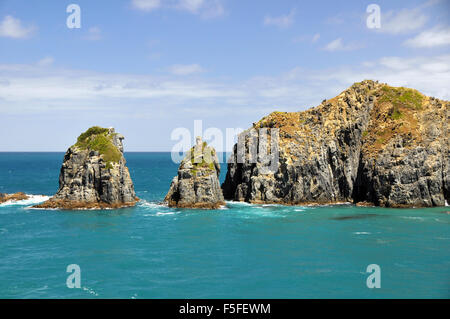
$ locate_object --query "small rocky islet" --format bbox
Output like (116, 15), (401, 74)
(10, 80), (448, 210)
(33, 127), (138, 210)
(0, 192), (29, 204)
(164, 137), (225, 209)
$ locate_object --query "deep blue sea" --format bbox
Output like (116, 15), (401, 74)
(0, 152), (449, 299)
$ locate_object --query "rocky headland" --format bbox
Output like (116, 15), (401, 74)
(222, 80), (449, 208)
(34, 127), (138, 210)
(165, 137), (225, 209)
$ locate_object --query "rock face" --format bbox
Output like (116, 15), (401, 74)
(222, 80), (449, 207)
(165, 137), (225, 209)
(34, 127), (138, 209)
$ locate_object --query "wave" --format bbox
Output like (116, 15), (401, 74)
(400, 216), (425, 221)
(82, 286), (99, 297)
(139, 200), (180, 217)
(0, 195), (50, 207)
(226, 200), (253, 206)
(139, 200), (166, 207)
(353, 231), (371, 235)
(156, 212), (176, 216)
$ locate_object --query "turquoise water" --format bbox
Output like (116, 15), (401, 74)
(0, 152), (449, 299)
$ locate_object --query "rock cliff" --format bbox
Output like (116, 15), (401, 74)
(222, 80), (449, 207)
(34, 127), (138, 209)
(165, 137), (225, 209)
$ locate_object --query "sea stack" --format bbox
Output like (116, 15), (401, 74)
(165, 137), (225, 209)
(222, 80), (449, 208)
(34, 126), (138, 209)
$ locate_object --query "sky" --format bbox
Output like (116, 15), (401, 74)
(0, 0), (449, 151)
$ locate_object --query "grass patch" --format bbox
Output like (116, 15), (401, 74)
(380, 85), (423, 111)
(189, 141), (216, 176)
(76, 126), (109, 143)
(75, 126), (121, 168)
(390, 108), (403, 120)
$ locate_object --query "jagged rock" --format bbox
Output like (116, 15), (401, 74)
(0, 192), (29, 204)
(34, 127), (138, 210)
(222, 80), (449, 208)
(165, 137), (224, 209)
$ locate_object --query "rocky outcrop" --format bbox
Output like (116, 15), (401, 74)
(165, 137), (225, 209)
(0, 192), (29, 204)
(222, 80), (449, 207)
(34, 127), (138, 210)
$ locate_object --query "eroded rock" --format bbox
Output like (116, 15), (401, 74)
(34, 127), (138, 210)
(222, 80), (449, 208)
(165, 137), (224, 209)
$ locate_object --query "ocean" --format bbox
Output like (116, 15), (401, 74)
(0, 152), (448, 299)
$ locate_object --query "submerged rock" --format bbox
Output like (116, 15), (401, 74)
(0, 192), (29, 204)
(222, 80), (449, 208)
(165, 137), (224, 209)
(34, 127), (138, 210)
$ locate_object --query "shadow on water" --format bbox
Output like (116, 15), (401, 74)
(330, 213), (382, 220)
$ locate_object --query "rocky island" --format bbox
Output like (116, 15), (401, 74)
(165, 137), (225, 209)
(34, 126), (138, 210)
(222, 80), (449, 208)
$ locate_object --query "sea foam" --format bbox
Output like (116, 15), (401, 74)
(0, 195), (50, 207)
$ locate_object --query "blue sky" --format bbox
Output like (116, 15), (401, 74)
(0, 0), (449, 151)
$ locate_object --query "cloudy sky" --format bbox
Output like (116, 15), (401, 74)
(0, 0), (449, 151)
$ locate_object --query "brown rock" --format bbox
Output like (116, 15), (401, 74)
(0, 192), (29, 204)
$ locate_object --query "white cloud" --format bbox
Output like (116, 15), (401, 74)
(310, 54), (450, 100)
(84, 27), (102, 41)
(323, 38), (363, 51)
(378, 8), (428, 34)
(131, 0), (161, 11)
(293, 33), (320, 44)
(132, 0), (224, 18)
(37, 57), (54, 67)
(176, 0), (224, 18)
(404, 26), (450, 48)
(264, 9), (295, 28)
(312, 33), (320, 43)
(0, 55), (449, 120)
(0, 15), (35, 39)
(168, 64), (205, 75)
(177, 0), (205, 13)
(197, 0), (224, 19)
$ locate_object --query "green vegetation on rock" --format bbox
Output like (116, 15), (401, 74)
(76, 126), (109, 142)
(189, 142), (216, 175)
(75, 126), (121, 168)
(380, 85), (423, 110)
(378, 85), (423, 122)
